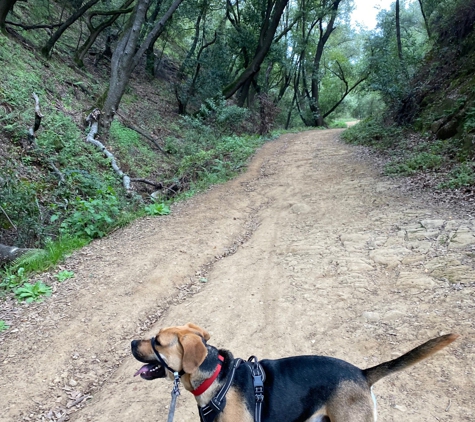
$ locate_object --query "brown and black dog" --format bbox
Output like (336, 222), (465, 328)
(131, 323), (458, 422)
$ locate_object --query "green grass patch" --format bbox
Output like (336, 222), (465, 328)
(109, 121), (161, 178)
(385, 152), (444, 175)
(8, 236), (88, 275)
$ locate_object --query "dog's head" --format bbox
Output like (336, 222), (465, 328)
(131, 322), (210, 381)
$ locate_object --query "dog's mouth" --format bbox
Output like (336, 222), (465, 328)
(134, 363), (166, 380)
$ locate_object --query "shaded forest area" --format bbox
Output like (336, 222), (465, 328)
(0, 0), (474, 289)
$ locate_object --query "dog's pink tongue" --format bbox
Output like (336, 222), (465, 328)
(134, 364), (151, 377)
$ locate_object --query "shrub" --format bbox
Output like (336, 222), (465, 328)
(438, 163), (475, 189)
(385, 152), (443, 175)
(56, 190), (121, 239)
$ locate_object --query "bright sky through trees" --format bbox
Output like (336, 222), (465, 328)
(351, 0), (394, 29)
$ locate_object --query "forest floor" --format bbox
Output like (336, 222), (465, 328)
(1, 129), (474, 422)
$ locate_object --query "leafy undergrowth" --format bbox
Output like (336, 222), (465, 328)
(342, 118), (475, 202)
(0, 34), (276, 304)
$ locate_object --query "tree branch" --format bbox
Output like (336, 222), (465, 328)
(5, 20), (64, 30)
(27, 93), (65, 183)
(85, 109), (132, 190)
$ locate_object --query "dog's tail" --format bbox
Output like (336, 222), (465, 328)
(363, 334), (459, 386)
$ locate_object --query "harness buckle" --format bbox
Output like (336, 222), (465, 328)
(210, 396), (223, 412)
(255, 390), (264, 403)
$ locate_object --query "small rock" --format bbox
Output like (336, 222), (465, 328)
(69, 379), (77, 387)
(383, 310), (405, 321)
(361, 311), (380, 322)
(420, 219), (445, 230)
(394, 404), (407, 412)
(290, 203), (311, 214)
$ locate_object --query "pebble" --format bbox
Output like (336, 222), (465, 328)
(361, 311), (381, 322)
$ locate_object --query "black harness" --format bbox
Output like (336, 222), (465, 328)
(198, 355), (266, 422)
(151, 337), (266, 422)
(151, 337), (186, 377)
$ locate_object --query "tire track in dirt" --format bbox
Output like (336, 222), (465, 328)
(1, 130), (474, 422)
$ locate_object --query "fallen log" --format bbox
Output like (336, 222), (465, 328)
(0, 244), (38, 266)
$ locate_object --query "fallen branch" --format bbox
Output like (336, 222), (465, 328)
(116, 112), (167, 155)
(0, 204), (17, 230)
(27, 93), (65, 183)
(0, 244), (39, 266)
(85, 109), (131, 190)
(130, 178), (163, 189)
(6, 20), (64, 30)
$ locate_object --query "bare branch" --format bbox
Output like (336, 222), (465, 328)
(5, 20), (64, 30)
(27, 93), (65, 183)
(85, 109), (132, 190)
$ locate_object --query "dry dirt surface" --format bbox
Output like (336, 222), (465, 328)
(1, 129), (474, 422)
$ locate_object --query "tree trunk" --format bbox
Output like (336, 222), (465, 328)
(222, 0), (289, 103)
(102, 0), (150, 131)
(41, 0), (101, 58)
(417, 0), (431, 38)
(0, 0), (17, 34)
(102, 0), (184, 131)
(74, 0), (134, 67)
(308, 0), (341, 126)
(145, 0), (164, 75)
(396, 0), (403, 60)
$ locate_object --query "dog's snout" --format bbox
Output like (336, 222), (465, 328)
(131, 340), (140, 353)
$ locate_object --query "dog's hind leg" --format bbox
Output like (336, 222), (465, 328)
(325, 381), (375, 422)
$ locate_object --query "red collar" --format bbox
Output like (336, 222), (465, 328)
(191, 355), (225, 396)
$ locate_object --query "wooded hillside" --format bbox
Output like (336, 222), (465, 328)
(0, 0), (474, 273)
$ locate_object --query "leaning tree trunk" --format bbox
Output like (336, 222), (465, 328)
(222, 0), (289, 105)
(102, 0), (150, 131)
(41, 0), (101, 58)
(102, 0), (183, 131)
(417, 0), (431, 38)
(309, 0), (341, 127)
(0, 0), (17, 34)
(396, 0), (403, 61)
(74, 0), (134, 67)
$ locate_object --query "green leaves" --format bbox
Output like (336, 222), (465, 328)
(59, 193), (121, 239)
(14, 282), (52, 303)
(144, 202), (171, 216)
(0, 267), (28, 290)
(0, 320), (9, 332)
(55, 270), (75, 282)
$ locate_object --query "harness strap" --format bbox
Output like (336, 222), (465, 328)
(246, 356), (266, 422)
(198, 356), (266, 422)
(198, 358), (243, 422)
(150, 337), (185, 377)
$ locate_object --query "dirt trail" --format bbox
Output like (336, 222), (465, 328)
(1, 130), (474, 422)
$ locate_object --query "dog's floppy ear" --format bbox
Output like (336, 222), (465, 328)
(184, 322), (210, 341)
(179, 333), (208, 374)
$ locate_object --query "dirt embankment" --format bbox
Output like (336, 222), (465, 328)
(0, 129), (474, 422)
